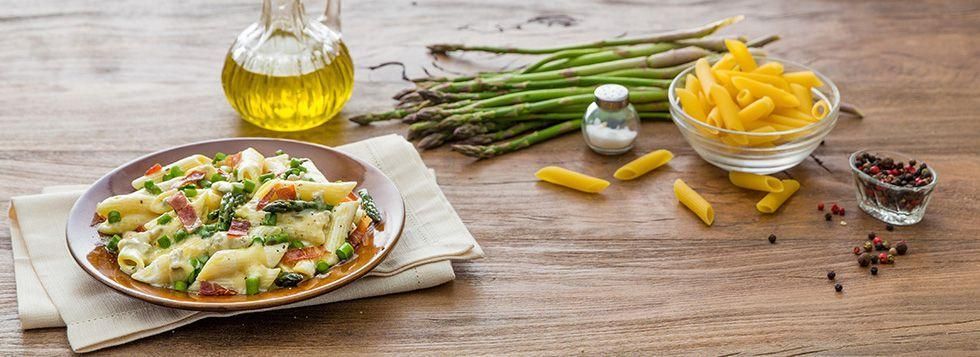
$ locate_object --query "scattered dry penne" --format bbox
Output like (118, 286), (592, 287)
(614, 149), (673, 180)
(673, 179), (714, 226)
(728, 171), (784, 192)
(535, 166), (609, 193)
(756, 179), (800, 213)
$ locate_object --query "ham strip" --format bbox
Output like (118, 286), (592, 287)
(177, 170), (206, 187)
(198, 281), (237, 296)
(165, 192), (201, 231)
(281, 246), (326, 265)
(227, 219), (250, 238)
(90, 212), (106, 227)
(256, 184), (297, 210)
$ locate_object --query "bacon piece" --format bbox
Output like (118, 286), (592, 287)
(144, 163), (162, 176)
(165, 192), (201, 231)
(341, 191), (358, 202)
(176, 170), (206, 187)
(198, 281), (237, 296)
(348, 216), (373, 248)
(134, 224), (146, 232)
(256, 184), (297, 210)
(90, 212), (106, 227)
(281, 246), (326, 265)
(223, 152), (243, 169)
(227, 220), (250, 238)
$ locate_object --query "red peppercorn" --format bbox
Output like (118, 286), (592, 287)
(817, 202), (824, 211)
(879, 253), (888, 262)
(853, 246), (861, 255)
(873, 236), (882, 245)
(831, 204), (840, 214)
(839, 207), (845, 216)
(870, 166), (880, 174)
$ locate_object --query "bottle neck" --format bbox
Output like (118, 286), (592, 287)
(261, 0), (307, 36)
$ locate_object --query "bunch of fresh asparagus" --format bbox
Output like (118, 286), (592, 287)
(352, 16), (781, 159)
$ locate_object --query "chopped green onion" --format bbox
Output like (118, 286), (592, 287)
(162, 166), (185, 181)
(259, 173), (275, 183)
(186, 270), (197, 284)
(261, 212), (277, 226)
(275, 149), (285, 156)
(182, 186), (198, 198)
(157, 214), (172, 225)
(315, 260), (330, 274)
(213, 152), (227, 163)
(231, 182), (244, 194)
(242, 179), (256, 193)
(143, 181), (162, 195)
(173, 230), (188, 242)
(107, 210), (121, 224)
(336, 242), (354, 260)
(174, 280), (188, 292)
(157, 236), (172, 248)
(245, 276), (260, 295)
(106, 234), (121, 252)
(251, 237), (265, 245)
(199, 179), (212, 188)
(196, 255), (209, 267)
(210, 173), (225, 182)
(289, 240), (304, 249)
(289, 158), (304, 168)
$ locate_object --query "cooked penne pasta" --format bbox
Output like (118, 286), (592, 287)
(756, 179), (801, 213)
(614, 149), (673, 180)
(673, 179), (714, 226)
(729, 171), (784, 192)
(535, 166), (610, 193)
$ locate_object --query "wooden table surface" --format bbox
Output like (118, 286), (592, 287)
(2, 0), (979, 354)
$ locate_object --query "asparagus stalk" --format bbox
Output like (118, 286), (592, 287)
(452, 119), (584, 159)
(462, 121), (553, 145)
(428, 16), (743, 55)
(534, 43), (679, 72)
(674, 36), (747, 52)
(351, 100), (432, 125)
(405, 87), (601, 123)
(521, 48), (606, 74)
(841, 102), (865, 118)
(417, 132), (451, 150)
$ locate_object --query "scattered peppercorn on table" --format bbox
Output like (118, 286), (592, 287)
(3, 0), (980, 355)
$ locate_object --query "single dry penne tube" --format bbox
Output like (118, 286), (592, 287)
(736, 89), (755, 107)
(729, 171), (784, 192)
(789, 83), (814, 113)
(783, 71), (824, 88)
(724, 39), (758, 71)
(731, 77), (800, 108)
(535, 166), (609, 193)
(811, 99), (830, 120)
(694, 58), (716, 103)
(754, 120), (796, 132)
(737, 96), (775, 123)
(711, 53), (737, 71)
(676, 88), (707, 121)
(768, 114), (813, 128)
(752, 61), (784, 76)
(773, 107), (818, 122)
(614, 149), (673, 180)
(721, 70), (791, 90)
(685, 74), (701, 96)
(756, 179), (801, 213)
(709, 84), (747, 132)
(673, 179), (714, 226)
(747, 126), (781, 145)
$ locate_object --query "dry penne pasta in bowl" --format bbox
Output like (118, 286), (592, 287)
(667, 40), (841, 174)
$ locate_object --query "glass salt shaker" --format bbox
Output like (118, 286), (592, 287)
(582, 84), (640, 155)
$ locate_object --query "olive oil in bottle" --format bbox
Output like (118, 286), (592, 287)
(221, 0), (354, 132)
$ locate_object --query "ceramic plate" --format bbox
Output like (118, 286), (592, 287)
(66, 138), (404, 311)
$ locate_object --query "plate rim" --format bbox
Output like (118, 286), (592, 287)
(65, 137), (405, 311)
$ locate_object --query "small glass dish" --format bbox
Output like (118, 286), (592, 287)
(849, 150), (938, 225)
(668, 56), (841, 174)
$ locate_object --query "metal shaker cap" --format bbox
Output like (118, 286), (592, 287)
(594, 84), (629, 110)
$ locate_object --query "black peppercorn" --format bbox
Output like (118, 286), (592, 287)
(825, 213), (833, 221)
(835, 283), (843, 292)
(827, 271), (836, 280)
(868, 232), (876, 240)
(886, 224), (894, 231)
(858, 253), (871, 267)
(768, 234), (777, 244)
(870, 255), (879, 264)
(870, 266), (878, 275)
(895, 240), (908, 255)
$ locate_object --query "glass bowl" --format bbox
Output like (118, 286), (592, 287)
(849, 150), (937, 225)
(667, 56), (841, 174)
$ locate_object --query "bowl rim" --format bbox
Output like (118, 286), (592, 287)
(65, 137), (406, 311)
(667, 55), (842, 137)
(848, 149), (939, 192)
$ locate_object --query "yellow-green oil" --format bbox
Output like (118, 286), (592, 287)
(221, 43), (354, 132)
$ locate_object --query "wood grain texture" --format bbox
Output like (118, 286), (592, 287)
(2, 0), (980, 354)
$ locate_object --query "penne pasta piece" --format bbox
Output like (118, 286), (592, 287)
(132, 155), (211, 190)
(736, 89), (755, 107)
(811, 99), (830, 120)
(711, 53), (737, 71)
(746, 126), (781, 145)
(673, 179), (714, 226)
(720, 70), (790, 90)
(756, 179), (801, 213)
(235, 148), (266, 182)
(535, 166), (610, 193)
(724, 39), (758, 71)
(752, 61), (784, 76)
(676, 88), (707, 121)
(789, 83), (814, 113)
(783, 71), (824, 88)
(729, 171), (784, 192)
(684, 74), (701, 98)
(737, 96), (775, 123)
(731, 77), (800, 108)
(614, 149), (673, 180)
(694, 58), (716, 103)
(709, 85), (748, 144)
(768, 114), (813, 128)
(773, 107), (818, 122)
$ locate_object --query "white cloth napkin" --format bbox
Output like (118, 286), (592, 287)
(8, 134), (483, 353)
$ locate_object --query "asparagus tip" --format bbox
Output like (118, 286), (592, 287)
(450, 144), (489, 159)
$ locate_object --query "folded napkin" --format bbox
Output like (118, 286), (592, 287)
(8, 134), (483, 353)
